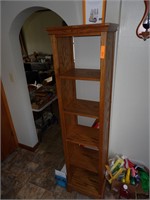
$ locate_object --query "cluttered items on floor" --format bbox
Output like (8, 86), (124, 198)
(105, 155), (149, 199)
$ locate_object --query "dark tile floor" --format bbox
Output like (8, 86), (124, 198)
(2, 95), (118, 199)
(1, 122), (118, 199)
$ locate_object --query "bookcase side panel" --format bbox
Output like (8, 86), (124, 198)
(57, 37), (75, 73)
(50, 35), (76, 183)
(99, 32), (116, 188)
(57, 37), (77, 110)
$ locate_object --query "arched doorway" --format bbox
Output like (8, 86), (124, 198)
(1, 5), (71, 198)
(5, 5), (68, 148)
(19, 8), (67, 141)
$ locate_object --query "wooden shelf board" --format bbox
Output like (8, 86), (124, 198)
(69, 144), (99, 173)
(66, 124), (99, 148)
(60, 68), (100, 81)
(69, 167), (100, 198)
(64, 99), (99, 118)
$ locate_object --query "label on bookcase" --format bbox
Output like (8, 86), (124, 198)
(100, 45), (105, 59)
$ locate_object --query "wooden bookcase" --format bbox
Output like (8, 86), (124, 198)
(47, 23), (118, 198)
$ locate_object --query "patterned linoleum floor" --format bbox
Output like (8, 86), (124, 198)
(1, 123), (117, 199)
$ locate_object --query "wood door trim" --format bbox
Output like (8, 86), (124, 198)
(0, 81), (18, 159)
(1, 81), (18, 146)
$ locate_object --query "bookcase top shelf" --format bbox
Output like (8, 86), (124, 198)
(46, 23), (118, 37)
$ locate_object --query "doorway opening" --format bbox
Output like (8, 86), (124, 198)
(19, 8), (67, 141)
(2, 6), (70, 197)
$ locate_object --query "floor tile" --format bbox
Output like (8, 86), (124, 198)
(1, 123), (123, 199)
(16, 182), (46, 199)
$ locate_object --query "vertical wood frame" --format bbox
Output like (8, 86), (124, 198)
(47, 23), (118, 198)
(82, 0), (107, 24)
(1, 82), (18, 160)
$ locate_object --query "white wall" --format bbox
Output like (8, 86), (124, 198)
(76, 0), (121, 126)
(1, 0), (149, 167)
(1, 0), (82, 147)
(22, 10), (64, 55)
(109, 0), (149, 168)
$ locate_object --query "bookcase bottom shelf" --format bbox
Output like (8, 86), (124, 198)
(67, 167), (104, 198)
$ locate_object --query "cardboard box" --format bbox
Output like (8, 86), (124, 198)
(55, 165), (67, 188)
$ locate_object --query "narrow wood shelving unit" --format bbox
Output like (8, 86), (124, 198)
(47, 23), (118, 198)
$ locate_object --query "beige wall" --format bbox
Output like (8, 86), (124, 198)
(22, 10), (64, 55)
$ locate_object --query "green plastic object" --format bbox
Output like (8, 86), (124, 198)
(130, 176), (136, 185)
(139, 171), (149, 192)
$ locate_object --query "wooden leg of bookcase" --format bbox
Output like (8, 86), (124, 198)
(99, 179), (106, 199)
(67, 185), (73, 193)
